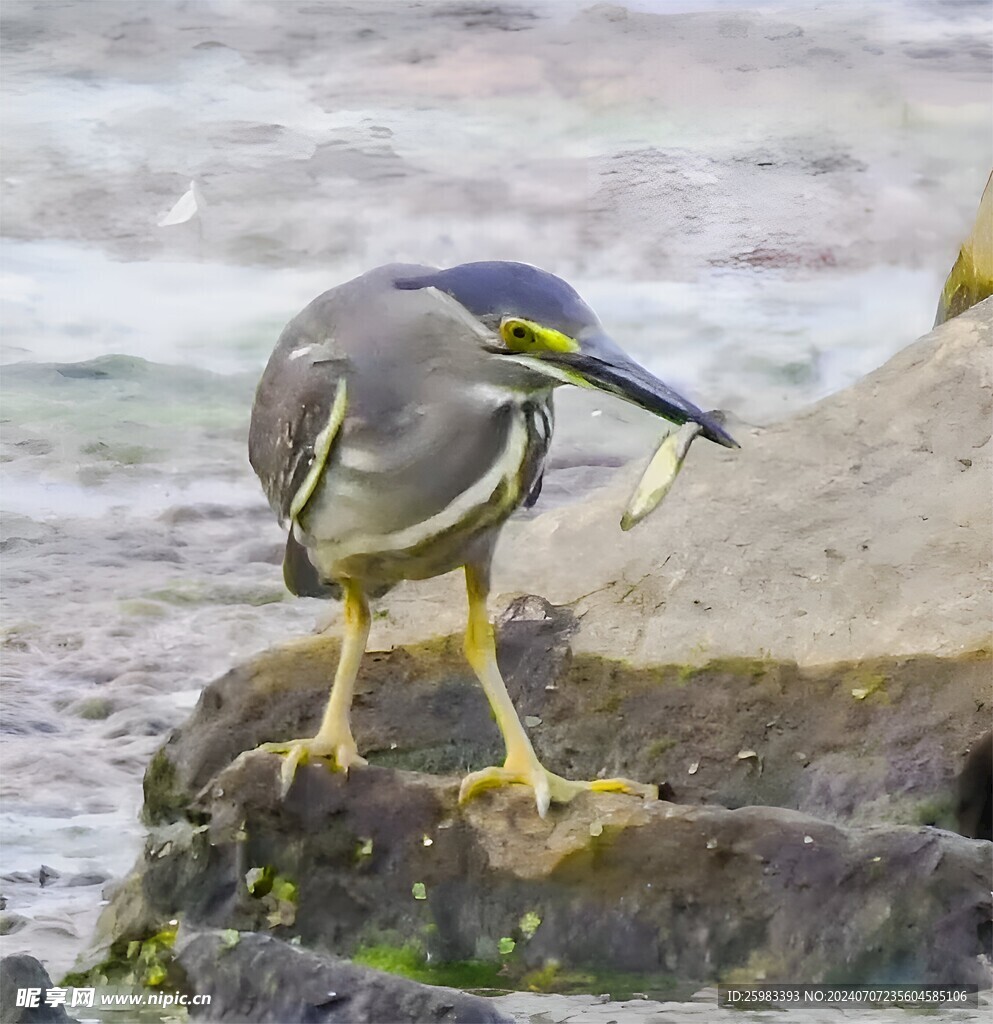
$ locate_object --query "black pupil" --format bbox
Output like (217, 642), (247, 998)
(512, 325), (527, 339)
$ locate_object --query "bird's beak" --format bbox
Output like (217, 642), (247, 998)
(538, 334), (739, 448)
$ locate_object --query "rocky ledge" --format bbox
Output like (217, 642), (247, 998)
(101, 756), (990, 992)
(70, 302), (992, 1014)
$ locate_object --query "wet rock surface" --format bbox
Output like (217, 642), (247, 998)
(957, 730), (993, 842)
(177, 931), (510, 1023)
(0, 954), (78, 1023)
(97, 757), (991, 991)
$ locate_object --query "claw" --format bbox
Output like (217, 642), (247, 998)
(260, 736), (367, 797)
(459, 762), (657, 818)
(535, 777), (552, 819)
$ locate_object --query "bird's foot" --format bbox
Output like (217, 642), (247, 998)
(459, 760), (658, 819)
(259, 734), (367, 797)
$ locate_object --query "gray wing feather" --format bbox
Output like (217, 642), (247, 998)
(519, 397), (553, 510)
(282, 530), (341, 599)
(248, 293), (349, 526)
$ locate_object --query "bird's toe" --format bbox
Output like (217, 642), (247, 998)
(458, 765), (518, 804)
(459, 762), (655, 818)
(258, 735), (366, 797)
(587, 777), (659, 800)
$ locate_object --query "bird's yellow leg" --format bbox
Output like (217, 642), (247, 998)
(458, 564), (658, 818)
(261, 578), (370, 796)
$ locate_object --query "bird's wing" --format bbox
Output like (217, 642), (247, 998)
(249, 310), (350, 527)
(524, 471), (544, 508)
(519, 397), (553, 510)
(282, 528), (340, 598)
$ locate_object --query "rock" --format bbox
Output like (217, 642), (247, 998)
(367, 298), (993, 670)
(64, 873), (111, 889)
(0, 913), (28, 936)
(935, 172), (993, 325)
(178, 930), (510, 1023)
(38, 867), (59, 888)
(95, 758), (990, 989)
(957, 730), (992, 841)
(0, 955), (78, 1023)
(80, 286), (993, 1002)
(135, 302), (993, 862)
(142, 613), (990, 832)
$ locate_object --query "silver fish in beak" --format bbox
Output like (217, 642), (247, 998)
(620, 419), (708, 530)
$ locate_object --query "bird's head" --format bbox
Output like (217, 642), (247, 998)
(396, 261), (737, 448)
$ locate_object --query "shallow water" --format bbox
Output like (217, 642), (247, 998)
(1, 238), (945, 419)
(1, 0), (990, 1014)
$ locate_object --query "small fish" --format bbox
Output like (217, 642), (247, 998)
(620, 420), (704, 531)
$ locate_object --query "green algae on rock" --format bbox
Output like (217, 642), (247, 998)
(62, 922), (181, 992)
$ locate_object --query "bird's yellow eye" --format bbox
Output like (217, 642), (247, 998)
(501, 318), (536, 351)
(498, 317), (581, 355)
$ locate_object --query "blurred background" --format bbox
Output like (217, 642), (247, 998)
(1, 0), (990, 977)
(4, 0), (992, 420)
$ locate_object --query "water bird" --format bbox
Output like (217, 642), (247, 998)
(248, 261), (737, 816)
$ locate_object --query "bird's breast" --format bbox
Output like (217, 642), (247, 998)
(298, 389), (551, 551)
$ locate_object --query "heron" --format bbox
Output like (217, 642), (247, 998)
(248, 261), (737, 817)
